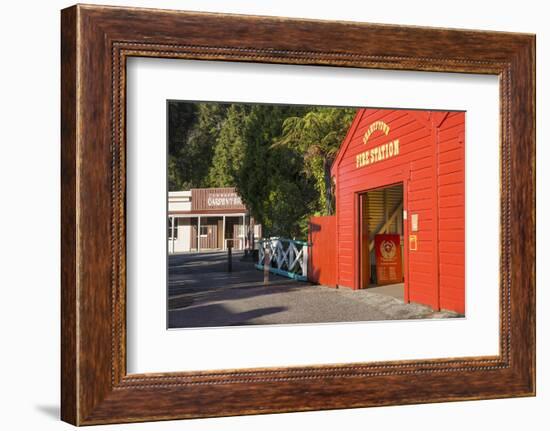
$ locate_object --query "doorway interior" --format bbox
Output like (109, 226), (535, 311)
(358, 182), (405, 300)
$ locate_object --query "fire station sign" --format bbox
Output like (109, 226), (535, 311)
(356, 120), (400, 168)
(374, 234), (403, 285)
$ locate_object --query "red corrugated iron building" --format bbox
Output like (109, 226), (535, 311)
(309, 108), (465, 314)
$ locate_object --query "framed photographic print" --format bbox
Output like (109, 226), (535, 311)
(61, 4), (536, 425)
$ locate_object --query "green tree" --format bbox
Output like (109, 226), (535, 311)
(167, 101), (356, 240)
(206, 104), (248, 187)
(168, 102), (229, 190)
(237, 105), (317, 239)
(274, 107), (356, 215)
(167, 101), (197, 190)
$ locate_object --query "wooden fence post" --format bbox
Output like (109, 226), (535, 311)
(263, 243), (270, 285)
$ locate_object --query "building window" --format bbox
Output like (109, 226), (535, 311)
(168, 218), (178, 240)
(200, 225), (208, 237)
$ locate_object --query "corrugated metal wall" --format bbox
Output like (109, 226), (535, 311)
(364, 184), (404, 274)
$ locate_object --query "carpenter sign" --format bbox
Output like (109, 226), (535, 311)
(191, 188), (246, 211)
(374, 234), (403, 285)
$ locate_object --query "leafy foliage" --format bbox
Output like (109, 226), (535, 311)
(168, 102), (228, 190)
(168, 101), (356, 239)
(237, 105), (318, 239)
(275, 107), (356, 215)
(206, 104), (249, 187)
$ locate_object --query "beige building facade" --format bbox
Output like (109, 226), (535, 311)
(168, 188), (261, 254)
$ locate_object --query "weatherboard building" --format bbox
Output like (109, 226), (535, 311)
(168, 187), (261, 254)
(309, 108), (466, 314)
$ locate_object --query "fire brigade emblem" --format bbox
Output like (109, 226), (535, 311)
(380, 240), (396, 260)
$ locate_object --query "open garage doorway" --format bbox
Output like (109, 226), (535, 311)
(358, 183), (405, 300)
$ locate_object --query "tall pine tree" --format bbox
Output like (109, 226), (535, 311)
(206, 104), (248, 187)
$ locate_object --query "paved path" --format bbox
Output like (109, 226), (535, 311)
(168, 251), (460, 328)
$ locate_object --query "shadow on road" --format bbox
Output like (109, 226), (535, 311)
(168, 250), (307, 328)
(167, 250), (461, 328)
(169, 303), (287, 328)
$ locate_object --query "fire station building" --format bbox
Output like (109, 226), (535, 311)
(309, 108), (465, 314)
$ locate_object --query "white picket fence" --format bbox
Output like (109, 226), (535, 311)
(256, 238), (308, 281)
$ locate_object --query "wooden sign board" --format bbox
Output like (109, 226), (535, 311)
(375, 234), (403, 284)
